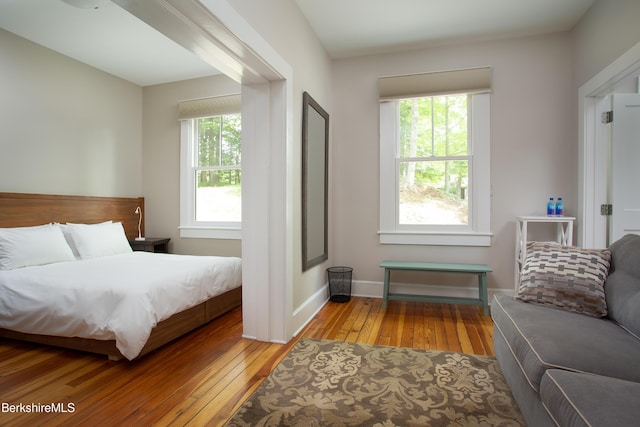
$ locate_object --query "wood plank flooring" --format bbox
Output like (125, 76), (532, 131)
(0, 297), (494, 426)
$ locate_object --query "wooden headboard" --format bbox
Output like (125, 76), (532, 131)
(0, 192), (144, 239)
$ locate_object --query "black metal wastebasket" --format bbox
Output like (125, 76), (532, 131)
(327, 266), (353, 303)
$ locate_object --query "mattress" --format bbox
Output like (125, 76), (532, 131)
(0, 252), (242, 360)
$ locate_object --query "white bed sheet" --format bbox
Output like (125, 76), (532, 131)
(0, 252), (242, 360)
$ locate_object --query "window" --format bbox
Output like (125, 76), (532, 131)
(378, 68), (491, 246)
(179, 95), (242, 239)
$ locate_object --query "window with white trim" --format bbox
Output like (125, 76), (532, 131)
(378, 68), (492, 246)
(179, 95), (242, 239)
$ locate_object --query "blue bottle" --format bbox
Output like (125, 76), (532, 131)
(556, 198), (564, 216)
(547, 197), (556, 216)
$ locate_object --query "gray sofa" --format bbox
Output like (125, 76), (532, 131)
(492, 233), (640, 426)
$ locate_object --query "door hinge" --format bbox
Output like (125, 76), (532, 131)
(601, 204), (613, 215)
(601, 111), (613, 124)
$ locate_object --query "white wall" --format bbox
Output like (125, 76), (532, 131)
(331, 33), (574, 292)
(228, 0), (333, 311)
(572, 0), (640, 88)
(142, 75), (241, 256)
(0, 29), (142, 198)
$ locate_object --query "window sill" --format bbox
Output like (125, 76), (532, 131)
(179, 225), (241, 240)
(378, 230), (492, 246)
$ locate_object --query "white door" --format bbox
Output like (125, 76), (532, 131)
(609, 93), (640, 243)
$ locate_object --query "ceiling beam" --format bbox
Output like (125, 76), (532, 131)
(113, 0), (280, 84)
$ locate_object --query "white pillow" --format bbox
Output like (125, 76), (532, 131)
(66, 221), (132, 259)
(59, 221), (112, 259)
(0, 224), (76, 270)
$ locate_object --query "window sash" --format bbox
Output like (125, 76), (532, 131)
(194, 114), (241, 168)
(396, 158), (472, 231)
(398, 95), (470, 159)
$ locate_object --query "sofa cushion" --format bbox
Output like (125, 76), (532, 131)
(541, 369), (640, 427)
(492, 295), (640, 393)
(516, 242), (611, 317)
(606, 234), (640, 339)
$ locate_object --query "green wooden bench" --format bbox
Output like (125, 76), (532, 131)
(380, 261), (492, 316)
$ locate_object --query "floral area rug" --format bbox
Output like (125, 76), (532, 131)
(225, 338), (524, 426)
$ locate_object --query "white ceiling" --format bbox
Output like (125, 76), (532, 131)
(0, 0), (217, 86)
(0, 0), (596, 86)
(295, 0), (596, 58)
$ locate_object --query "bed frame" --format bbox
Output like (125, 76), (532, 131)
(0, 192), (242, 361)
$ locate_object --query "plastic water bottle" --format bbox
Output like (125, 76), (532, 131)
(547, 197), (556, 216)
(556, 198), (564, 216)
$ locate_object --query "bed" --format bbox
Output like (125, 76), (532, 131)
(0, 192), (242, 361)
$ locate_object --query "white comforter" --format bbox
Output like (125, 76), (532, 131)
(0, 252), (242, 360)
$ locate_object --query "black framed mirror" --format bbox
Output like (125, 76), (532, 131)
(302, 92), (329, 271)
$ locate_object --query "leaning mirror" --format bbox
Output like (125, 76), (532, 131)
(302, 92), (329, 271)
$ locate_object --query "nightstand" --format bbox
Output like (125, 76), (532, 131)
(129, 238), (170, 253)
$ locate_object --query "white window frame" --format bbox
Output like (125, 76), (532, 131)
(379, 93), (492, 246)
(179, 116), (242, 239)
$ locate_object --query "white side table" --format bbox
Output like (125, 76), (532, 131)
(514, 216), (575, 291)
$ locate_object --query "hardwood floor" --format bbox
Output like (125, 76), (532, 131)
(0, 297), (494, 426)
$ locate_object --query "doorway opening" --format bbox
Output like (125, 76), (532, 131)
(115, 0), (295, 343)
(579, 41), (640, 248)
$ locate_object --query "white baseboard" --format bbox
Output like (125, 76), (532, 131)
(291, 284), (329, 337)
(244, 285), (329, 343)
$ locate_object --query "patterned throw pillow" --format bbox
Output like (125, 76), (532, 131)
(516, 242), (612, 317)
